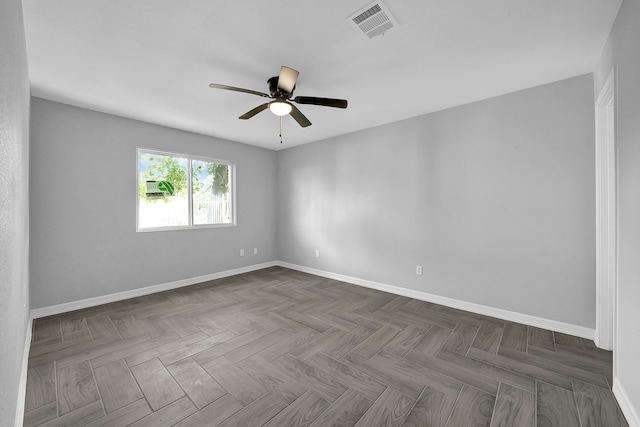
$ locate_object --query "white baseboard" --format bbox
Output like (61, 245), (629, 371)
(30, 259), (595, 340)
(15, 317), (32, 427)
(614, 380), (640, 427)
(276, 261), (595, 340)
(30, 262), (278, 319)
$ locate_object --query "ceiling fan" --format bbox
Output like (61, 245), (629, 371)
(209, 66), (348, 128)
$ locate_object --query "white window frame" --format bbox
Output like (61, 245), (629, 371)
(136, 147), (236, 232)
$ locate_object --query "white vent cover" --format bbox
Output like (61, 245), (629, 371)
(348, 1), (399, 39)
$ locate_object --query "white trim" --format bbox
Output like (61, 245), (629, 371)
(30, 259), (596, 339)
(594, 67), (618, 351)
(30, 262), (277, 319)
(135, 147), (237, 233)
(277, 261), (595, 339)
(15, 317), (32, 427)
(613, 380), (640, 427)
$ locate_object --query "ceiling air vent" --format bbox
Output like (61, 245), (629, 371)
(348, 1), (399, 39)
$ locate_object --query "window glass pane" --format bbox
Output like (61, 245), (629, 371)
(192, 159), (231, 225)
(138, 151), (189, 228)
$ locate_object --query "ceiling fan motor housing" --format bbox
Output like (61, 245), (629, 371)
(268, 76), (294, 98)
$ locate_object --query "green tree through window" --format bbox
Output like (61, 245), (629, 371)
(137, 149), (233, 230)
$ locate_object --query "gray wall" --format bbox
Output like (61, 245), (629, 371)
(0, 0), (31, 423)
(595, 0), (640, 420)
(277, 74), (596, 328)
(30, 98), (277, 309)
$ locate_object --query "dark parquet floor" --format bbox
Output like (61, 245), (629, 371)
(23, 267), (628, 426)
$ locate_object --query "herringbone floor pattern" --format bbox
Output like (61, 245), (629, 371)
(24, 267), (627, 426)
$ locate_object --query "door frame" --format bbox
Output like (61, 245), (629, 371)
(594, 67), (618, 354)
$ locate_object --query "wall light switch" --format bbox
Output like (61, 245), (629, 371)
(240, 249), (245, 256)
(316, 250), (320, 257)
(254, 248), (258, 255)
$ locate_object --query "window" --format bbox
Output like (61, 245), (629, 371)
(137, 148), (234, 231)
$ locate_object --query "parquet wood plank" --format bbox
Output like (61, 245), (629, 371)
(166, 357), (227, 409)
(403, 350), (499, 396)
(403, 386), (459, 427)
(89, 333), (175, 368)
(377, 324), (430, 359)
(24, 267), (625, 426)
(272, 354), (348, 402)
(290, 328), (344, 360)
(159, 330), (237, 366)
(526, 344), (612, 378)
(354, 308), (409, 330)
(308, 389), (373, 427)
(436, 349), (535, 393)
(499, 321), (528, 352)
(304, 352), (387, 401)
(237, 356), (308, 404)
(528, 326), (556, 352)
(202, 356), (268, 406)
(129, 358), (185, 411)
(191, 329), (264, 365)
(225, 328), (291, 362)
(84, 399), (151, 427)
(85, 315), (120, 340)
(350, 325), (400, 358)
(321, 326), (374, 360)
(536, 380), (581, 427)
(498, 346), (609, 389)
(573, 380), (629, 427)
(125, 331), (208, 366)
(445, 384), (495, 427)
(354, 387), (415, 427)
(329, 309), (384, 330)
(112, 315), (149, 338)
(56, 360), (100, 415)
(440, 323), (478, 355)
(60, 317), (91, 342)
(187, 314), (228, 336)
(553, 331), (583, 349)
(412, 324), (452, 356)
(490, 383), (535, 427)
(38, 400), (104, 427)
(128, 395), (197, 427)
(173, 394), (243, 427)
(29, 335), (123, 367)
(281, 310), (333, 333)
(342, 352), (422, 398)
(472, 321), (504, 354)
(263, 311), (311, 333)
(254, 328), (320, 362)
(32, 318), (62, 344)
(93, 359), (142, 413)
(24, 401), (57, 427)
(262, 390), (330, 427)
(25, 362), (56, 412)
(468, 347), (574, 390)
(217, 392), (286, 427)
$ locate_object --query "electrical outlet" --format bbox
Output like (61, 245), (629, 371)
(416, 265), (423, 275)
(254, 247), (258, 255)
(316, 250), (320, 258)
(240, 249), (245, 256)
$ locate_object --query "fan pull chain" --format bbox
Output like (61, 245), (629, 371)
(279, 116), (283, 144)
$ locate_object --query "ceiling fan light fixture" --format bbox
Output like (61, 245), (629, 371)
(269, 100), (292, 116)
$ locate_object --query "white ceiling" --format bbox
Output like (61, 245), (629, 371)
(22, 0), (621, 150)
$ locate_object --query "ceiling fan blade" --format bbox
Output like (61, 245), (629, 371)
(209, 83), (270, 98)
(277, 66), (299, 94)
(239, 103), (270, 120)
(289, 104), (312, 128)
(293, 96), (348, 109)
